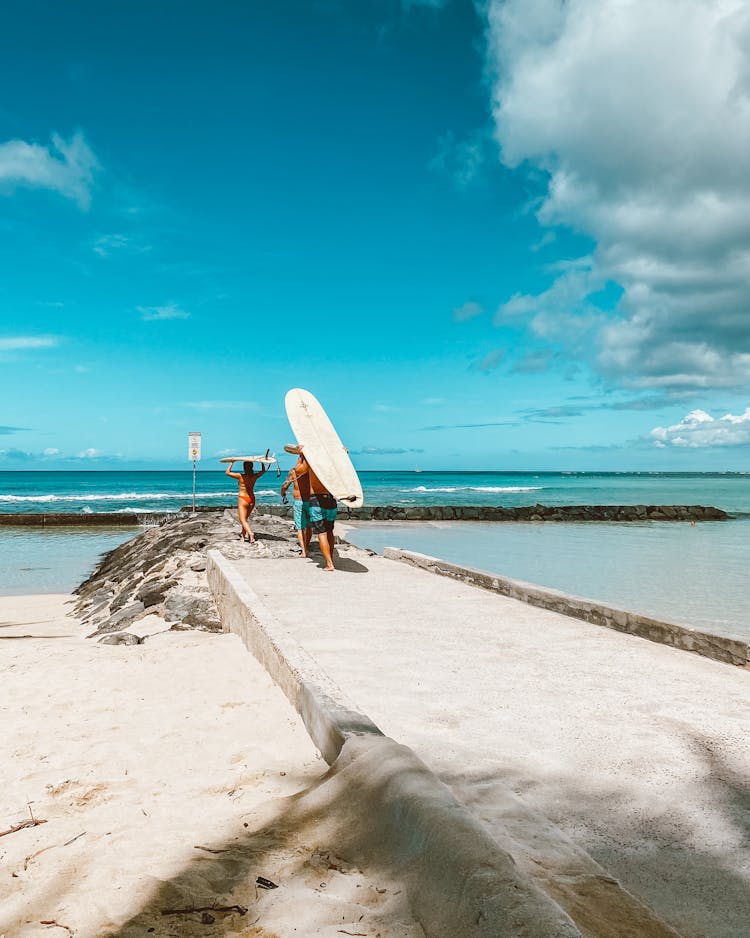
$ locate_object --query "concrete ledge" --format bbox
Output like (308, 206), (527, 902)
(206, 550), (585, 936)
(386, 548), (750, 669)
(207, 549), (381, 764)
(207, 548), (685, 937)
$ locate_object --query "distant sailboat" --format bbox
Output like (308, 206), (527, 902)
(414, 466), (422, 473)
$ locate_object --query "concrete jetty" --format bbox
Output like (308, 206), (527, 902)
(208, 531), (750, 938)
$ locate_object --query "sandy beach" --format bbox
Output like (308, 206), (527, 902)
(1, 593), (424, 938)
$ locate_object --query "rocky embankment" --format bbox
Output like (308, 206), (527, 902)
(73, 510), (298, 642)
(261, 503), (729, 522)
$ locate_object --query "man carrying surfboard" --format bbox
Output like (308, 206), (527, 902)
(280, 446), (312, 557)
(295, 445), (337, 571)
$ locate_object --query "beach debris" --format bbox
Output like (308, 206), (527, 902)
(255, 875), (278, 889)
(201, 911), (215, 924)
(161, 902), (249, 917)
(63, 831), (86, 847)
(40, 921), (73, 936)
(193, 844), (229, 854)
(2, 801), (47, 838)
(1, 817), (48, 838)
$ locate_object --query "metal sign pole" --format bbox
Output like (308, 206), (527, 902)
(188, 431), (202, 515)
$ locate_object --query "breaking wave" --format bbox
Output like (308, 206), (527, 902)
(403, 485), (542, 494)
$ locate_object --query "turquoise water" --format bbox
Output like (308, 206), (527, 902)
(1, 470), (749, 514)
(347, 519), (750, 641)
(1, 471), (747, 634)
(0, 528), (134, 596)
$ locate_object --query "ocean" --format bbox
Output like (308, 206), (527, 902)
(1, 470), (748, 639)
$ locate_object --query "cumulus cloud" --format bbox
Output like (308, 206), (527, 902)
(43, 447), (60, 456)
(487, 0), (750, 389)
(76, 447), (102, 459)
(650, 408), (750, 447)
(0, 131), (98, 208)
(138, 303), (190, 321)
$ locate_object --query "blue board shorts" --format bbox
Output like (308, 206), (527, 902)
(308, 493), (337, 534)
(293, 499), (311, 531)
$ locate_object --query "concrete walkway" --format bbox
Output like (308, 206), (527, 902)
(228, 541), (750, 938)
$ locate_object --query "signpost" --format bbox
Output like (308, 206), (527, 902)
(188, 432), (201, 515)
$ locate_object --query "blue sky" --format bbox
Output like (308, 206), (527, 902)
(2, 0), (750, 470)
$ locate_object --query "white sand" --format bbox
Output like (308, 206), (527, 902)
(1, 594), (423, 938)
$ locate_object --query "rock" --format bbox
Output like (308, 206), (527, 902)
(164, 590), (221, 630)
(136, 579), (174, 608)
(98, 632), (142, 645)
(99, 601), (146, 632)
(190, 560), (207, 572)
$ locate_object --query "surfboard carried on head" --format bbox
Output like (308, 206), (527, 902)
(284, 388), (364, 508)
(219, 454), (277, 465)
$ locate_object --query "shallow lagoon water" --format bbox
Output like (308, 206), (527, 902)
(0, 528), (134, 595)
(347, 518), (750, 641)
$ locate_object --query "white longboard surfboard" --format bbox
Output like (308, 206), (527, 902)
(284, 388), (364, 508)
(219, 455), (277, 464)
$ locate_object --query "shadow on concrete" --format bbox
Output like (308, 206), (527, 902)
(330, 556), (369, 574)
(439, 723), (750, 938)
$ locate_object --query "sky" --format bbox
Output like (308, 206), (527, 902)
(1, 0), (750, 471)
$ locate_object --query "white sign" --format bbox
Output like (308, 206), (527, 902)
(188, 431), (202, 462)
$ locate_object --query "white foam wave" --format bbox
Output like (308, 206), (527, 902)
(0, 491), (237, 503)
(404, 485), (542, 494)
(256, 490), (278, 497)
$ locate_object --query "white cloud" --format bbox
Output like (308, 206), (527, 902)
(487, 0), (750, 389)
(403, 0), (450, 9)
(471, 347), (505, 373)
(430, 131), (486, 188)
(94, 233), (151, 258)
(0, 335), (58, 350)
(0, 131), (98, 208)
(185, 400), (258, 411)
(453, 300), (484, 322)
(138, 303), (190, 321)
(76, 447), (102, 459)
(93, 234), (129, 257)
(650, 407), (750, 447)
(43, 447), (60, 456)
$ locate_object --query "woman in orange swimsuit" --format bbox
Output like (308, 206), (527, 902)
(225, 459), (267, 543)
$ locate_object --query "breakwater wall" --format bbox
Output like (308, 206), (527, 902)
(0, 503), (729, 526)
(259, 503), (729, 522)
(0, 512), (168, 526)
